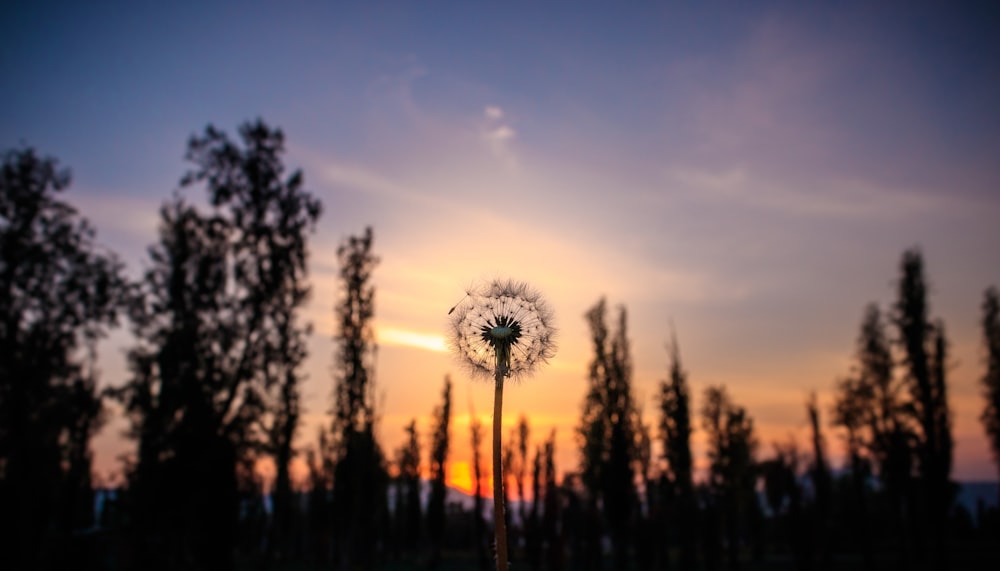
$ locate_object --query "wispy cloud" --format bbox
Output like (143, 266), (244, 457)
(481, 104), (518, 170)
(664, 165), (957, 220)
(376, 326), (447, 353)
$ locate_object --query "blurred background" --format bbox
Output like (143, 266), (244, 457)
(2, 1), (999, 569)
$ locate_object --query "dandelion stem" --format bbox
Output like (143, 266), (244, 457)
(493, 368), (509, 571)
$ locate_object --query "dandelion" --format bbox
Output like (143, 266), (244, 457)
(449, 278), (556, 571)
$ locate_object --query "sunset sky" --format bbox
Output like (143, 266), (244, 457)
(3, 1), (1000, 491)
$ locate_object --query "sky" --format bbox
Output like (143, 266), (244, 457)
(3, 0), (1000, 491)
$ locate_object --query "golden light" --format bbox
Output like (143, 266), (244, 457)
(377, 326), (448, 353)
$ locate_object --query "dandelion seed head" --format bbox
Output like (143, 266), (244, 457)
(449, 278), (556, 382)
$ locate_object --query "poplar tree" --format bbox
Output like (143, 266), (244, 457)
(119, 121), (321, 570)
(428, 376), (452, 570)
(0, 148), (126, 569)
(980, 287), (1000, 503)
(893, 249), (952, 567)
(658, 331), (696, 569)
(702, 385), (757, 571)
(329, 226), (386, 569)
(579, 298), (639, 570)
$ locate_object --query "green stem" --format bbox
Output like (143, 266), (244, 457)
(493, 368), (509, 571)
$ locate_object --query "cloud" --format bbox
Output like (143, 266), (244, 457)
(664, 165), (956, 220)
(484, 105), (504, 120)
(481, 105), (518, 169)
(376, 326), (447, 353)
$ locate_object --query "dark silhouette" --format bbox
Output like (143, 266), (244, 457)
(328, 226), (387, 570)
(893, 249), (954, 569)
(427, 376), (452, 570)
(633, 415), (655, 571)
(761, 441), (811, 569)
(807, 392), (832, 570)
(982, 287), (1000, 501)
(116, 120), (321, 571)
(394, 419), (423, 558)
(526, 442), (543, 570)
(702, 385), (758, 571)
(469, 411), (490, 570)
(834, 302), (916, 566)
(831, 372), (875, 570)
(657, 331), (697, 570)
(0, 147), (127, 570)
(579, 298), (640, 570)
(541, 431), (563, 571)
(513, 413), (531, 560)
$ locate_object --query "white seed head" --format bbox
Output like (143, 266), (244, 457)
(449, 278), (556, 381)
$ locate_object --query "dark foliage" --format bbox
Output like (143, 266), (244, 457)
(328, 226), (388, 570)
(893, 249), (954, 568)
(981, 287), (1000, 500)
(657, 331), (697, 569)
(702, 385), (758, 571)
(394, 419), (422, 557)
(468, 413), (489, 570)
(578, 298), (641, 569)
(115, 120), (321, 570)
(427, 376), (452, 570)
(2, 137), (991, 571)
(0, 147), (127, 570)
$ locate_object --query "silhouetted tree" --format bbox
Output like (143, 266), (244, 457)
(833, 302), (914, 567)
(541, 431), (563, 571)
(0, 147), (126, 570)
(503, 438), (515, 548)
(981, 287), (1000, 502)
(807, 392), (832, 570)
(702, 385), (758, 571)
(395, 419), (422, 557)
(427, 376), (452, 570)
(578, 298), (639, 569)
(117, 121), (321, 570)
(658, 331), (696, 570)
(470, 412), (490, 570)
(634, 415), (655, 571)
(526, 443), (543, 571)
(328, 226), (387, 570)
(831, 374), (875, 570)
(893, 249), (953, 568)
(514, 413), (531, 554)
(760, 441), (810, 569)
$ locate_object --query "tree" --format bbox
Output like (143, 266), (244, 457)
(395, 419), (422, 556)
(760, 441), (810, 569)
(514, 414), (531, 543)
(469, 411), (490, 570)
(702, 385), (758, 571)
(657, 331), (696, 569)
(806, 393), (831, 570)
(893, 249), (952, 566)
(117, 120), (321, 570)
(0, 147), (126, 569)
(833, 302), (913, 567)
(540, 431), (562, 571)
(328, 226), (386, 570)
(428, 376), (452, 570)
(981, 287), (1000, 501)
(578, 298), (640, 570)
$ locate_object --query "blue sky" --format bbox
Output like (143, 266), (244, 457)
(3, 1), (999, 483)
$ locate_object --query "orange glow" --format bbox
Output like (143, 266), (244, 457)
(448, 460), (484, 497)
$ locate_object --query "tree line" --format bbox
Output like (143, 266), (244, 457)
(1, 120), (999, 570)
